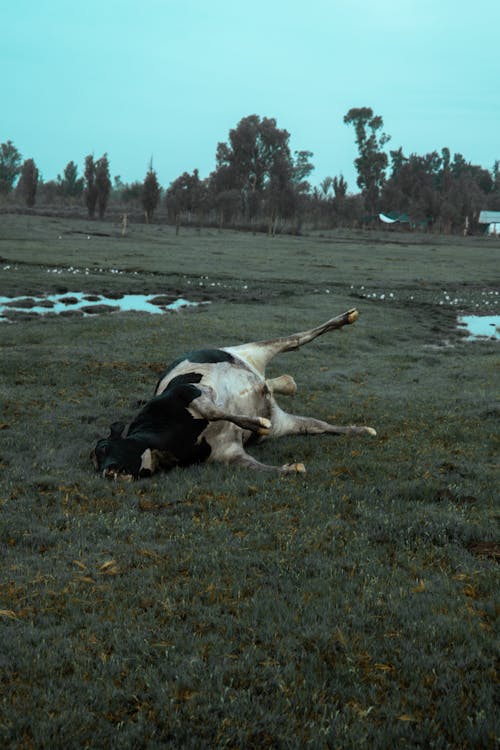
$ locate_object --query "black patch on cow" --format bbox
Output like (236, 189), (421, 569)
(109, 421), (125, 438)
(166, 371), (203, 389)
(127, 383), (211, 466)
(93, 382), (212, 478)
(186, 349), (235, 365)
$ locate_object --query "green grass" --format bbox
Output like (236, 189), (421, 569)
(0, 215), (498, 748)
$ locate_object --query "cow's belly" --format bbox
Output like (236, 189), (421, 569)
(157, 359), (270, 418)
(209, 367), (270, 416)
(156, 358), (273, 460)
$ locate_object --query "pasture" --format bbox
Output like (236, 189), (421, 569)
(0, 214), (498, 748)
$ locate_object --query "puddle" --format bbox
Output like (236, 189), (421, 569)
(0, 292), (202, 321)
(457, 315), (500, 341)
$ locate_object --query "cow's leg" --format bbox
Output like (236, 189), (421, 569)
(269, 403), (376, 438)
(189, 392), (271, 435)
(226, 308), (359, 375)
(265, 374), (297, 396)
(222, 445), (306, 474)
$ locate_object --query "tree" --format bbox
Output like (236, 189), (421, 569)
(37, 180), (60, 205)
(142, 161), (161, 223)
(17, 158), (39, 207)
(208, 164), (244, 226)
(165, 169), (204, 234)
(0, 140), (22, 194)
(343, 107), (390, 212)
(312, 174), (348, 228)
(382, 150), (442, 225)
(380, 146), (495, 231)
(84, 155), (98, 218)
(492, 160), (500, 191)
(266, 150), (295, 234)
(213, 189), (241, 229)
(332, 174), (348, 222)
(292, 150), (314, 191)
(58, 161), (84, 198)
(332, 174), (348, 200)
(320, 176), (333, 199)
(286, 150), (315, 233)
(95, 154), (111, 219)
(447, 155), (493, 230)
(212, 115), (315, 230)
(120, 181), (143, 206)
(215, 115), (293, 217)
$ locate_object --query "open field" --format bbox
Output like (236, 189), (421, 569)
(0, 215), (499, 748)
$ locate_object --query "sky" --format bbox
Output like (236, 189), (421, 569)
(3, 0), (499, 192)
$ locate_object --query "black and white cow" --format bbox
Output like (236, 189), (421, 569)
(92, 308), (375, 479)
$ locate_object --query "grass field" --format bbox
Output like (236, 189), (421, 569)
(0, 214), (498, 748)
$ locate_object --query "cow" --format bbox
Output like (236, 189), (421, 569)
(92, 308), (376, 479)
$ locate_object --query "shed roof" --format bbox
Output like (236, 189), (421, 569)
(379, 212), (410, 223)
(478, 210), (500, 223)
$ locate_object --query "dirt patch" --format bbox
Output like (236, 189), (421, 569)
(4, 297), (53, 309)
(149, 294), (178, 306)
(80, 304), (120, 315)
(104, 291), (124, 300)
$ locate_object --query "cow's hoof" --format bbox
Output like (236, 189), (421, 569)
(347, 308), (359, 324)
(258, 417), (271, 435)
(282, 462), (306, 474)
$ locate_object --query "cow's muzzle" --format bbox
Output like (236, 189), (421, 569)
(102, 467), (134, 482)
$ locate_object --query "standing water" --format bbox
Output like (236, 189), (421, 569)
(457, 315), (500, 341)
(0, 292), (202, 320)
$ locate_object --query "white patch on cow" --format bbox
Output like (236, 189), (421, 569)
(140, 448), (154, 472)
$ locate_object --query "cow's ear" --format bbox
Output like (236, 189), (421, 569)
(109, 421), (125, 439)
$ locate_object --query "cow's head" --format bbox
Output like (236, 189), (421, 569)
(91, 422), (154, 481)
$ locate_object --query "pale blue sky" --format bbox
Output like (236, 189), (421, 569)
(3, 0), (499, 191)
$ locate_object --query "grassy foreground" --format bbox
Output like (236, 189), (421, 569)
(0, 215), (498, 748)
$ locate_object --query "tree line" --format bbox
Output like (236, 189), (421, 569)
(1, 110), (499, 233)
